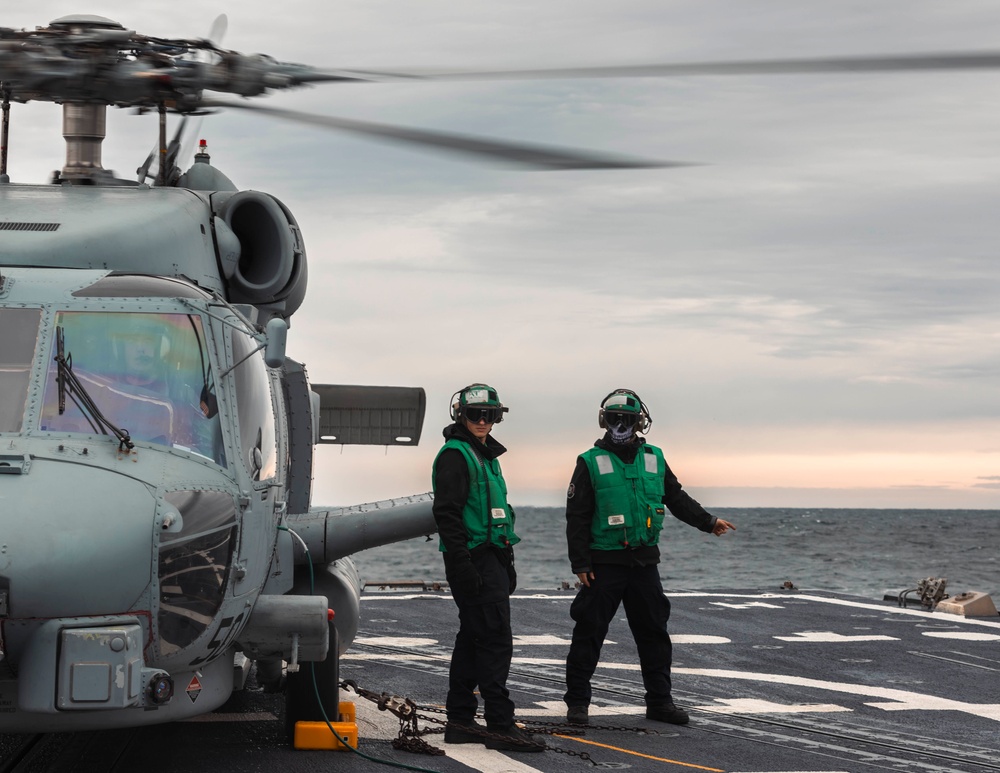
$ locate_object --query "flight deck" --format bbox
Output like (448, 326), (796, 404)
(3, 586), (1000, 772)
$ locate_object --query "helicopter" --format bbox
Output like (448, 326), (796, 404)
(0, 13), (446, 736)
(1, 11), (997, 741)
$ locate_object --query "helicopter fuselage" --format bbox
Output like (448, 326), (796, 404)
(0, 260), (319, 730)
(0, 171), (434, 733)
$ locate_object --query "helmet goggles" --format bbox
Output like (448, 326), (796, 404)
(599, 388), (651, 437)
(450, 383), (508, 424)
(603, 410), (638, 429)
(464, 406), (504, 424)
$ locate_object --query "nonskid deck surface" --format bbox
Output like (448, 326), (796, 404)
(3, 588), (1000, 772)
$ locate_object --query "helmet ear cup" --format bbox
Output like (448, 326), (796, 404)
(598, 409), (607, 429)
(450, 383), (479, 422)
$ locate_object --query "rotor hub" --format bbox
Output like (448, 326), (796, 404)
(48, 14), (125, 30)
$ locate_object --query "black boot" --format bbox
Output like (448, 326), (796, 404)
(484, 724), (545, 752)
(645, 703), (690, 725)
(444, 719), (487, 744)
(566, 705), (589, 725)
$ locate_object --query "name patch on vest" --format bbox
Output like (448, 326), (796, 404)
(644, 452), (658, 474)
(607, 514), (625, 526)
(596, 455), (614, 475)
(491, 508), (507, 520)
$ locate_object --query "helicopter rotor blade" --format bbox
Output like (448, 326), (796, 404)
(166, 16), (229, 175)
(206, 14), (228, 48)
(136, 15), (227, 184)
(325, 50), (1000, 83)
(201, 99), (690, 171)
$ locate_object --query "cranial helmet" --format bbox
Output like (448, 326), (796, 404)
(450, 383), (509, 424)
(109, 315), (172, 371)
(598, 389), (652, 435)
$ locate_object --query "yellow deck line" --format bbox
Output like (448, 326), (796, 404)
(552, 733), (725, 771)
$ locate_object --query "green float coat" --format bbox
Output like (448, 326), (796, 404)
(433, 438), (520, 551)
(581, 445), (667, 550)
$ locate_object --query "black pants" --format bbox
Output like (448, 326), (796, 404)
(564, 563), (674, 708)
(444, 547), (516, 727)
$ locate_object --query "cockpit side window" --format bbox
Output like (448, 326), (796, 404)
(0, 308), (42, 433)
(230, 329), (278, 482)
(38, 311), (226, 466)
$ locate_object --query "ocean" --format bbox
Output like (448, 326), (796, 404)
(354, 508), (1000, 602)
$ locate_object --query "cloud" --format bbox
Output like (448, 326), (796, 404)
(10, 0), (1000, 508)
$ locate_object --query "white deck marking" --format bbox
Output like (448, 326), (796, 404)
(357, 696), (549, 770)
(506, 634), (724, 646)
(774, 631), (898, 642)
(507, 658), (1000, 721)
(673, 635), (731, 644)
(350, 632), (727, 649)
(710, 601), (786, 609)
(354, 691), (552, 771)
(362, 591), (1000, 633)
(343, 653), (439, 661)
(694, 698), (849, 714)
(513, 656), (627, 667)
(512, 635), (571, 645)
(354, 636), (438, 646)
(922, 631), (1000, 641)
(518, 700), (645, 717)
(673, 666), (1000, 721)
(671, 592), (1000, 629)
(444, 746), (547, 772)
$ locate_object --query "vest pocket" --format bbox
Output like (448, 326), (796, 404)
(642, 474), (665, 500)
(646, 504), (666, 536)
(591, 495), (631, 548)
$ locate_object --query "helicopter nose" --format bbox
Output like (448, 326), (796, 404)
(0, 457), (155, 625)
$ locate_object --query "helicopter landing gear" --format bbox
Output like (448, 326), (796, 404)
(284, 621), (340, 744)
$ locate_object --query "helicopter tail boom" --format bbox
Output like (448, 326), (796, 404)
(286, 493), (435, 565)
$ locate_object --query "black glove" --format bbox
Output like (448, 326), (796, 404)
(451, 556), (482, 595)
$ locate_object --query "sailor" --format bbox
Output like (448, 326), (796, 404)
(432, 383), (543, 752)
(107, 318), (208, 452)
(563, 389), (736, 726)
(117, 326), (168, 388)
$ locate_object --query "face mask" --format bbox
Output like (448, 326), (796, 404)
(607, 419), (637, 444)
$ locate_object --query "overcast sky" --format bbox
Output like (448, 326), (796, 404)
(7, 2), (1000, 509)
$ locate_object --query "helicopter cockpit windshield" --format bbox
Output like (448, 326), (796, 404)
(39, 311), (226, 466)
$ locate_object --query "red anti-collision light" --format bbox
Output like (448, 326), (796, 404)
(328, 609), (335, 621)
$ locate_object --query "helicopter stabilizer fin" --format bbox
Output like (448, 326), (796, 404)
(312, 384), (425, 446)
